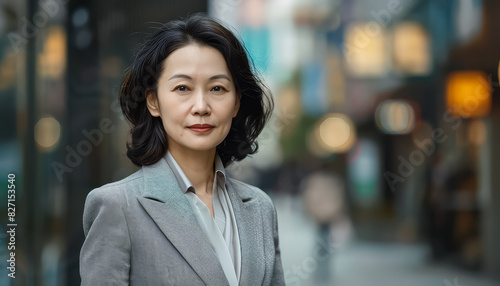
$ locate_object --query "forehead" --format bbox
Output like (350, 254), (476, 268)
(161, 44), (231, 78)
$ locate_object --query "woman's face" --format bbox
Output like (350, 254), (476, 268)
(146, 44), (240, 154)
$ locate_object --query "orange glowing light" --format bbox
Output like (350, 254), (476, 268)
(38, 26), (67, 79)
(446, 71), (491, 118)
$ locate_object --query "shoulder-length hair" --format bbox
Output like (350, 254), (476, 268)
(119, 13), (273, 167)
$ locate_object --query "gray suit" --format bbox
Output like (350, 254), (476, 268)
(80, 157), (285, 285)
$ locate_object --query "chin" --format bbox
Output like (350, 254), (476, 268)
(184, 135), (227, 150)
(183, 142), (220, 152)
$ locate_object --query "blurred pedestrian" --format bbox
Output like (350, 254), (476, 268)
(302, 172), (352, 283)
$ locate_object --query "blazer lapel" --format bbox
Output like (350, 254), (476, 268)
(226, 178), (266, 285)
(137, 158), (229, 286)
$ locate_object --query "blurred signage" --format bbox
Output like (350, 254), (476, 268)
(347, 138), (380, 207)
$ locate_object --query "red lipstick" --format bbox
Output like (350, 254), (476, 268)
(188, 124), (214, 133)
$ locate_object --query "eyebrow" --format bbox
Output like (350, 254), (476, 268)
(168, 74), (231, 82)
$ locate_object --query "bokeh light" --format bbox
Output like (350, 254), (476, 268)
(34, 117), (61, 151)
(72, 8), (89, 27)
(344, 22), (387, 77)
(375, 100), (415, 134)
(313, 113), (356, 153)
(446, 71), (491, 118)
(38, 26), (67, 79)
(393, 22), (431, 75)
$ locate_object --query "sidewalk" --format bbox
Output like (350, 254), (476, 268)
(274, 194), (499, 286)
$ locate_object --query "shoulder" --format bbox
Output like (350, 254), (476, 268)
(82, 170), (144, 232)
(227, 177), (276, 209)
(227, 177), (280, 233)
(85, 169), (144, 205)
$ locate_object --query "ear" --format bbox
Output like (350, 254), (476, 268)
(146, 90), (161, 117)
(233, 93), (241, 118)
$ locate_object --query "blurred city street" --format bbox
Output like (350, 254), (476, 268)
(275, 194), (499, 286)
(3, 0), (500, 284)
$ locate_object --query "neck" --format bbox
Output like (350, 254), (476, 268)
(168, 146), (216, 195)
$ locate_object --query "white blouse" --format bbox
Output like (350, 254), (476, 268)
(165, 151), (241, 286)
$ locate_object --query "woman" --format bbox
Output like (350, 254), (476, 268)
(79, 14), (284, 285)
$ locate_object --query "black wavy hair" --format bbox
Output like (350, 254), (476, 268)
(119, 13), (273, 167)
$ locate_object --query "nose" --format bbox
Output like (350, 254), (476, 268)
(191, 90), (211, 116)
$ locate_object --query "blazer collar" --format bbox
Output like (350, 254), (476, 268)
(136, 157), (263, 285)
(139, 156), (255, 203)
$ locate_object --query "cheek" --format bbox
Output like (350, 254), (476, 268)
(163, 116), (183, 132)
(158, 101), (185, 134)
(218, 103), (237, 135)
(222, 98), (239, 118)
(218, 107), (237, 128)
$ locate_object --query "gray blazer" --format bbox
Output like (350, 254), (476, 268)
(80, 157), (285, 285)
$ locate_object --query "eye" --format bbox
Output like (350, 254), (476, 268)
(211, 86), (227, 93)
(175, 85), (189, 92)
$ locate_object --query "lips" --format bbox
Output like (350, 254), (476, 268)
(188, 124), (214, 133)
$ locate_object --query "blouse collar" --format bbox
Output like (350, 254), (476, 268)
(165, 150), (227, 194)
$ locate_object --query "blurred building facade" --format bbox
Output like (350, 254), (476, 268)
(1, 0), (208, 284)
